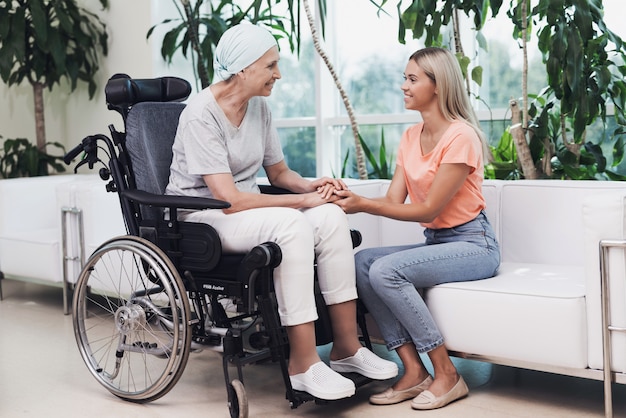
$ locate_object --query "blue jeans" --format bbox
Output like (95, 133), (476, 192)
(356, 211), (500, 353)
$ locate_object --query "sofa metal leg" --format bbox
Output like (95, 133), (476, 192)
(0, 270), (4, 301)
(599, 239), (626, 418)
(62, 207), (85, 315)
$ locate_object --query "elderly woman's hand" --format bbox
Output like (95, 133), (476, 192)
(311, 177), (348, 199)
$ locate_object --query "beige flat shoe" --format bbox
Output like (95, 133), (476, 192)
(410, 375), (469, 410)
(369, 375), (433, 405)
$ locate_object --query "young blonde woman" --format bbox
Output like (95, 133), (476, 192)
(165, 23), (397, 401)
(334, 47), (500, 410)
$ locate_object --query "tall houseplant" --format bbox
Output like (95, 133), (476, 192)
(507, 0), (626, 180)
(397, 0), (500, 96)
(0, 0), (109, 176)
(396, 0), (626, 180)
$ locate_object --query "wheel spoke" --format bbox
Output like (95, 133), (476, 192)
(72, 236), (191, 402)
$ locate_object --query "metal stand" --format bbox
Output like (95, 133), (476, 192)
(61, 207), (85, 315)
(599, 239), (626, 418)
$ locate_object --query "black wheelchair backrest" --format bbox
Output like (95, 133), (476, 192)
(103, 74), (192, 222)
(125, 101), (186, 221)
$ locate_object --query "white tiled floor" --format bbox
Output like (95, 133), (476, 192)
(1, 278), (625, 418)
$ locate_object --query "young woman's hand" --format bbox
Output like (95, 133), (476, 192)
(331, 189), (363, 214)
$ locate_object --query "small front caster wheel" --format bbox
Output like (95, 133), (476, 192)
(227, 379), (248, 418)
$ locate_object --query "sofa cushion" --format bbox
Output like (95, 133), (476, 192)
(344, 180), (388, 250)
(0, 175), (76, 235)
(426, 262), (587, 369)
(0, 175), (77, 283)
(583, 190), (626, 372)
(500, 180), (626, 266)
(0, 229), (62, 283)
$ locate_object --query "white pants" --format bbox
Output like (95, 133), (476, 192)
(182, 203), (357, 326)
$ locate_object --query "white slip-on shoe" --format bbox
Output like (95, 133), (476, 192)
(290, 361), (356, 400)
(330, 347), (399, 380)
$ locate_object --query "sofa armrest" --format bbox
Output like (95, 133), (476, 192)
(583, 190), (626, 372)
(0, 175), (77, 236)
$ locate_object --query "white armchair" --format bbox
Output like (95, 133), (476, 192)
(0, 174), (126, 313)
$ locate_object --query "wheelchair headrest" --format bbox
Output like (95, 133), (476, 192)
(105, 74), (192, 113)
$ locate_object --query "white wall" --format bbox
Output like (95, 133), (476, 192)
(0, 0), (154, 154)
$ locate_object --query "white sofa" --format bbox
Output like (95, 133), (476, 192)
(2, 174), (626, 416)
(348, 179), (626, 417)
(0, 174), (126, 312)
(0, 175), (76, 290)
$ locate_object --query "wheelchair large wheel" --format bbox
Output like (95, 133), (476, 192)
(72, 235), (192, 403)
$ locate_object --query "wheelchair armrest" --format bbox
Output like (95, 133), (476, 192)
(121, 189), (230, 210)
(350, 229), (362, 248)
(259, 184), (292, 195)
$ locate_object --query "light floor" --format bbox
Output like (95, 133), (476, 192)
(1, 278), (625, 418)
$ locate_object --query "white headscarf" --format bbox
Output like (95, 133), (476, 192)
(214, 23), (277, 81)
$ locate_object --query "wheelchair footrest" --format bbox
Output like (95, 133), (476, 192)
(192, 334), (223, 346)
(343, 371), (372, 389)
(288, 371), (373, 408)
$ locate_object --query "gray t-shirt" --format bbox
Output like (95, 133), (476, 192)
(166, 87), (284, 198)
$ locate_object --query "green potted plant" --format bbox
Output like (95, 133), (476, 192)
(0, 136), (65, 178)
(0, 0), (109, 177)
(396, 0), (626, 180)
(506, 0), (626, 180)
(398, 0), (497, 94)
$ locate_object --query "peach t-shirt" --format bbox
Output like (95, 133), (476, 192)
(396, 120), (485, 229)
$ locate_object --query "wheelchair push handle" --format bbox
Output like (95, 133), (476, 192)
(64, 138), (89, 165)
(63, 134), (112, 174)
(64, 135), (100, 164)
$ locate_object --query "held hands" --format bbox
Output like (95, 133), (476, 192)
(330, 189), (362, 214)
(308, 177), (362, 213)
(311, 177), (348, 200)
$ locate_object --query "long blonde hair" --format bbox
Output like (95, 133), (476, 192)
(409, 47), (488, 154)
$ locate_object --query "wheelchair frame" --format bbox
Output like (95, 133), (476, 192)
(65, 75), (372, 418)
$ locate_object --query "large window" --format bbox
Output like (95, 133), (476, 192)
(152, 0), (626, 178)
(269, 0), (422, 177)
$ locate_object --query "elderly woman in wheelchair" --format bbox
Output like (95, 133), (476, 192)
(165, 23), (397, 401)
(65, 22), (397, 417)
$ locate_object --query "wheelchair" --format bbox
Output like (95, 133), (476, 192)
(64, 74), (373, 417)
